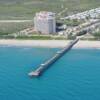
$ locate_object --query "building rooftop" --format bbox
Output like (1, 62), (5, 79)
(35, 11), (55, 19)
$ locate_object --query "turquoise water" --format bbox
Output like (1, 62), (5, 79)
(0, 46), (100, 100)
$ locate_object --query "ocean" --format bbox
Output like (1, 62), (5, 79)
(0, 46), (100, 100)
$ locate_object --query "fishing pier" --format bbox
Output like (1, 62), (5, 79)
(28, 38), (79, 77)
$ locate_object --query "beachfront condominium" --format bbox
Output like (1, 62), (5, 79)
(34, 11), (56, 34)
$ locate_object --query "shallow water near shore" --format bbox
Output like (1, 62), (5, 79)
(0, 46), (100, 100)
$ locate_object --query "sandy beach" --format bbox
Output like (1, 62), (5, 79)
(0, 39), (100, 49)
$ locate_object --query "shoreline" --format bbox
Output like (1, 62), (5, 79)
(0, 39), (100, 49)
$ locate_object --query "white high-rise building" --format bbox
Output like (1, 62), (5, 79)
(34, 11), (56, 34)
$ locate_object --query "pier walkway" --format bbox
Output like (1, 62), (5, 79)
(28, 38), (79, 77)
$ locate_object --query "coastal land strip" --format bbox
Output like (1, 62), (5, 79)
(0, 39), (100, 49)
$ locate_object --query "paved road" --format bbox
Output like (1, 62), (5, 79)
(0, 20), (32, 23)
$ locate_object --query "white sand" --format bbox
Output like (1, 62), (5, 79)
(0, 39), (100, 49)
(74, 41), (100, 49)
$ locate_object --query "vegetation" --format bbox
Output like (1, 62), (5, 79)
(0, 34), (68, 40)
(58, 19), (85, 26)
(0, 0), (100, 20)
(0, 21), (33, 35)
(67, 33), (76, 40)
(92, 32), (100, 40)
